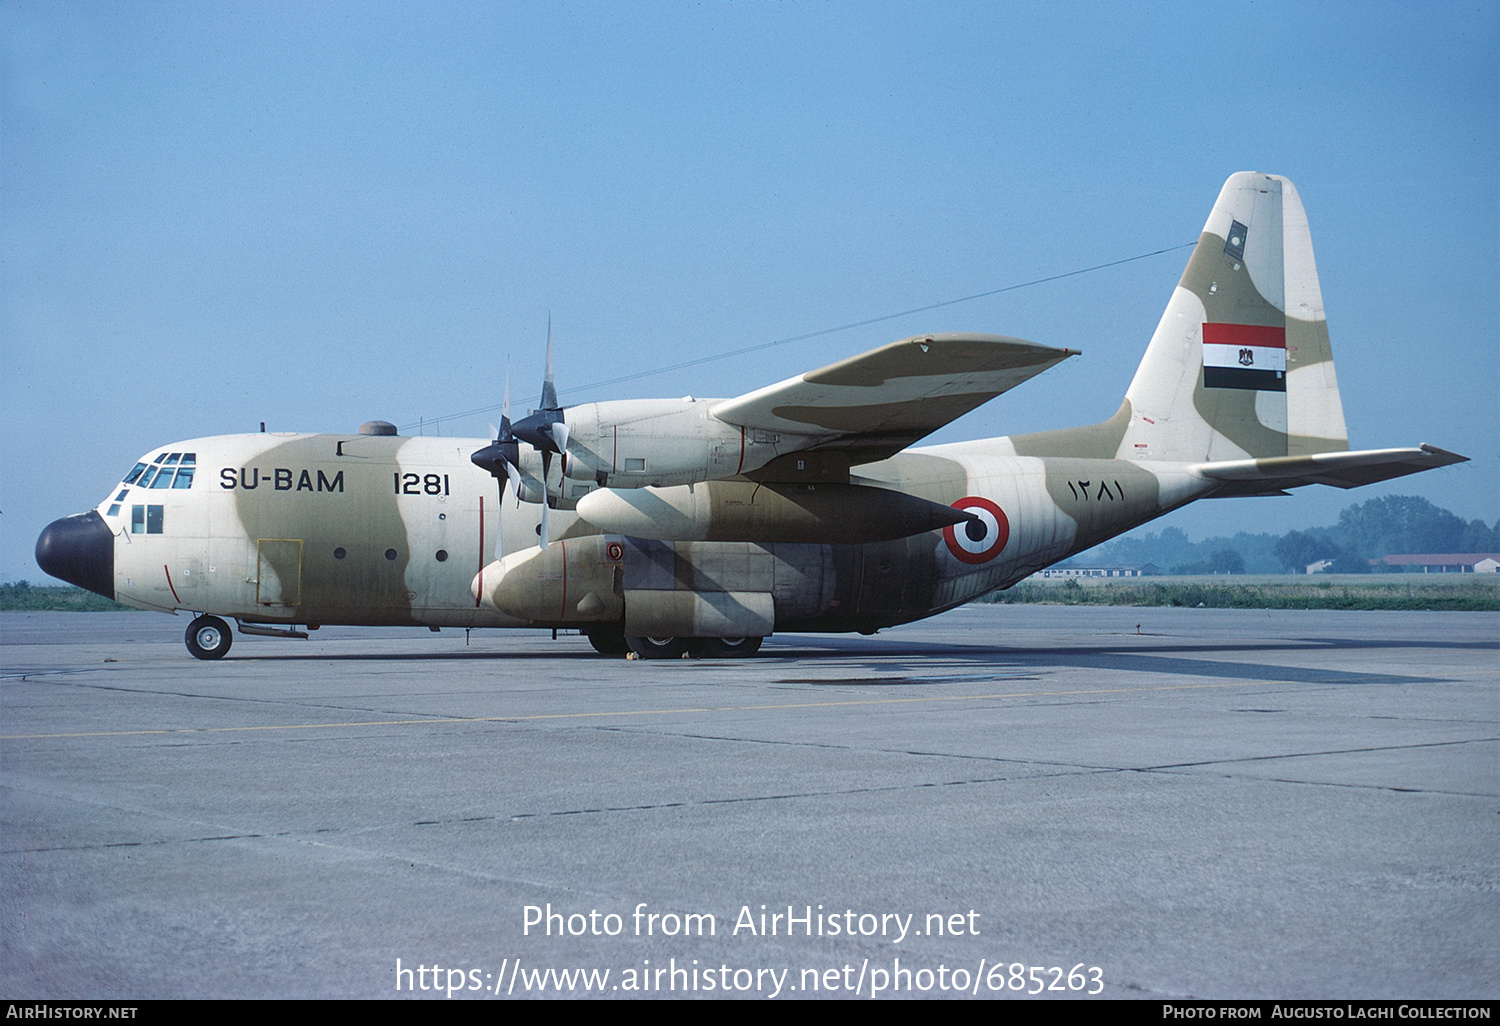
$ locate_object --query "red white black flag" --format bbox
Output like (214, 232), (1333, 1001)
(1202, 323), (1286, 392)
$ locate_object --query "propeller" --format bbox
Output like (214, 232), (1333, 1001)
(508, 319), (572, 549)
(471, 321), (573, 552)
(511, 320), (570, 465)
(470, 372), (525, 556)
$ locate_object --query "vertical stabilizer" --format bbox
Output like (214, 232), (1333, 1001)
(1120, 172), (1348, 463)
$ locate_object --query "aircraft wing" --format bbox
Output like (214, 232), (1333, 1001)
(711, 333), (1077, 465)
(1194, 444), (1468, 497)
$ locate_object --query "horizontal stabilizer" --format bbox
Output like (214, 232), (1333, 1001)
(1195, 444), (1467, 496)
(713, 334), (1076, 462)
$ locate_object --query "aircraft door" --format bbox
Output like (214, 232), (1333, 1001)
(256, 539), (303, 606)
(854, 540), (908, 615)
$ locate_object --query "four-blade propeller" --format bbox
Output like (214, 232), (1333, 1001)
(470, 325), (570, 550)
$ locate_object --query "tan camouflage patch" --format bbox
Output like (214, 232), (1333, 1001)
(804, 335), (1063, 387)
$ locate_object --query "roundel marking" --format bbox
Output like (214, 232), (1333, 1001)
(943, 496), (1010, 564)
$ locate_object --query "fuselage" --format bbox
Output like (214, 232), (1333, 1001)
(38, 428), (1215, 635)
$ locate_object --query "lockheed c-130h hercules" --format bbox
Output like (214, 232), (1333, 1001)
(36, 173), (1466, 660)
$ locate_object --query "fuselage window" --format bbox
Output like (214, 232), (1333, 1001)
(333, 547), (347, 559)
(131, 505), (165, 535)
(107, 504), (121, 517)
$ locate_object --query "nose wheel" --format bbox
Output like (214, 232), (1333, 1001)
(185, 615), (233, 660)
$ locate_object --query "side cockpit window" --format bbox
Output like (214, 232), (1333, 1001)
(110, 453), (196, 520)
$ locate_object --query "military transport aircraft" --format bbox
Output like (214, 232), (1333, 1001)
(36, 173), (1466, 659)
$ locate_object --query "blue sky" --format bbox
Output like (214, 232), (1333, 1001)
(3, 1), (1496, 581)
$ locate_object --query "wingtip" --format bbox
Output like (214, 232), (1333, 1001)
(1418, 443), (1468, 464)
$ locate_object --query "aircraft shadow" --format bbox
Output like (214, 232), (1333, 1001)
(234, 632), (1477, 687)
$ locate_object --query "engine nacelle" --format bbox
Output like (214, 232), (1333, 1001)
(574, 480), (975, 543)
(559, 398), (815, 488)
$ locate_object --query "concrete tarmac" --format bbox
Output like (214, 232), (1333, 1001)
(2, 605), (1496, 999)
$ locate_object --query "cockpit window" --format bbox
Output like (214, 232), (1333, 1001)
(124, 452), (197, 490)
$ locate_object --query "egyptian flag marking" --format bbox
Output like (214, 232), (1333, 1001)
(1202, 322), (1286, 391)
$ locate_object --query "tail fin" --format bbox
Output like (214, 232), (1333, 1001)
(1121, 172), (1349, 462)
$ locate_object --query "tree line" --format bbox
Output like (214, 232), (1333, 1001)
(1068, 495), (1499, 575)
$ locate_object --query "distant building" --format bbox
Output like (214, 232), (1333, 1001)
(1034, 564), (1157, 579)
(1306, 559), (1335, 574)
(1372, 553), (1500, 574)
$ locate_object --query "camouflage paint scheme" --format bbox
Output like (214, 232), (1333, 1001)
(39, 173), (1466, 657)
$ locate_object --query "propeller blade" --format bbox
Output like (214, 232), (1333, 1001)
(539, 448), (553, 550)
(501, 365), (513, 436)
(539, 315), (558, 411)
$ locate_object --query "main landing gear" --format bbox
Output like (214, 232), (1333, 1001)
(184, 614), (233, 660)
(584, 625), (630, 656)
(623, 635), (764, 659)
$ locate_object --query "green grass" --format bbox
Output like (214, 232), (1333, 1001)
(0, 582), (139, 612)
(987, 576), (1499, 611)
(7, 577), (1495, 614)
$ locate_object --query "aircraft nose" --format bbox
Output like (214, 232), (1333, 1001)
(35, 511), (116, 600)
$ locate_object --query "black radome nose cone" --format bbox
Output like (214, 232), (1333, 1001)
(36, 511), (115, 600)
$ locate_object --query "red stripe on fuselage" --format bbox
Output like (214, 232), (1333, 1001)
(476, 495), (484, 608)
(1202, 323), (1286, 348)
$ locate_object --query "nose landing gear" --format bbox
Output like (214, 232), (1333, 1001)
(185, 615), (233, 660)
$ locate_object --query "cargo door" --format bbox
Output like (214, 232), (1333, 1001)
(256, 539), (303, 606)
